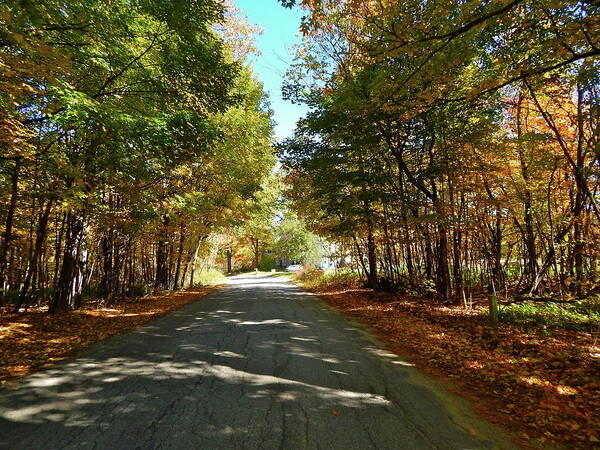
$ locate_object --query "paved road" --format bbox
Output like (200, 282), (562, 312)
(0, 274), (514, 449)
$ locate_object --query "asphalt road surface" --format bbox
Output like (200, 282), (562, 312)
(0, 274), (515, 449)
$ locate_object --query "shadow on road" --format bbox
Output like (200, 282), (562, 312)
(0, 275), (510, 449)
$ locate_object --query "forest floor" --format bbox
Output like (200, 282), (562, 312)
(300, 284), (599, 448)
(0, 285), (223, 384)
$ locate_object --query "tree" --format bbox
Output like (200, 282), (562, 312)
(273, 213), (323, 266)
(0, 0), (277, 312)
(279, 0), (599, 302)
(238, 172), (282, 269)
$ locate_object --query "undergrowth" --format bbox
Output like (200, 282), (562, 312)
(499, 297), (600, 331)
(193, 269), (227, 287)
(297, 269), (600, 332)
(295, 268), (362, 289)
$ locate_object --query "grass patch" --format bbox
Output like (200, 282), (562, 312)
(499, 297), (600, 331)
(268, 271), (294, 278)
(295, 268), (362, 289)
(193, 269), (227, 286)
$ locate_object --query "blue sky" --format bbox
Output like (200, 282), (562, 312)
(234, 0), (308, 141)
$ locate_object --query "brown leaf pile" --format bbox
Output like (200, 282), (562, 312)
(307, 286), (599, 448)
(0, 286), (222, 384)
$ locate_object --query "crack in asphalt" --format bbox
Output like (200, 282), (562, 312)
(0, 274), (514, 450)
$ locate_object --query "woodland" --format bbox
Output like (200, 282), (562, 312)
(279, 0), (599, 307)
(2, 0), (597, 315)
(1, 0), (599, 446)
(0, 0), (278, 314)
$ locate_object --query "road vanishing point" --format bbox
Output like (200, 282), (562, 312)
(0, 274), (515, 449)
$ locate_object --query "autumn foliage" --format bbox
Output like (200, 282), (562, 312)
(280, 0), (599, 305)
(279, 4), (599, 442)
(0, 0), (275, 314)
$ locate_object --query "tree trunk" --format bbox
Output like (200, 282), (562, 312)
(515, 94), (539, 289)
(352, 235), (369, 278)
(49, 211), (87, 313)
(100, 229), (114, 300)
(491, 206), (504, 292)
(154, 215), (170, 290)
(437, 221), (451, 303)
(226, 247), (233, 273)
(366, 218), (378, 288)
(423, 226), (433, 280)
(523, 193), (538, 285)
(0, 158), (21, 291)
(15, 199), (52, 311)
(572, 84), (586, 296)
(173, 223), (185, 289)
(433, 193), (451, 303)
(189, 236), (204, 286)
(53, 212), (66, 290)
(252, 238), (260, 269)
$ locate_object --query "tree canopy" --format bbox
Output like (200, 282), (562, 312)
(279, 0), (599, 301)
(0, 0), (276, 312)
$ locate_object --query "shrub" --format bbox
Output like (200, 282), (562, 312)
(127, 283), (151, 297)
(258, 255), (278, 271)
(0, 289), (21, 307)
(193, 269), (227, 287)
(82, 283), (102, 299)
(575, 294), (600, 314)
(498, 300), (600, 331)
(394, 274), (437, 297)
(295, 267), (323, 281)
(296, 268), (362, 289)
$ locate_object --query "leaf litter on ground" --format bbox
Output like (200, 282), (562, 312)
(303, 284), (599, 448)
(0, 286), (222, 384)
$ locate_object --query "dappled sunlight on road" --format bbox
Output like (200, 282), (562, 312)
(0, 273), (509, 449)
